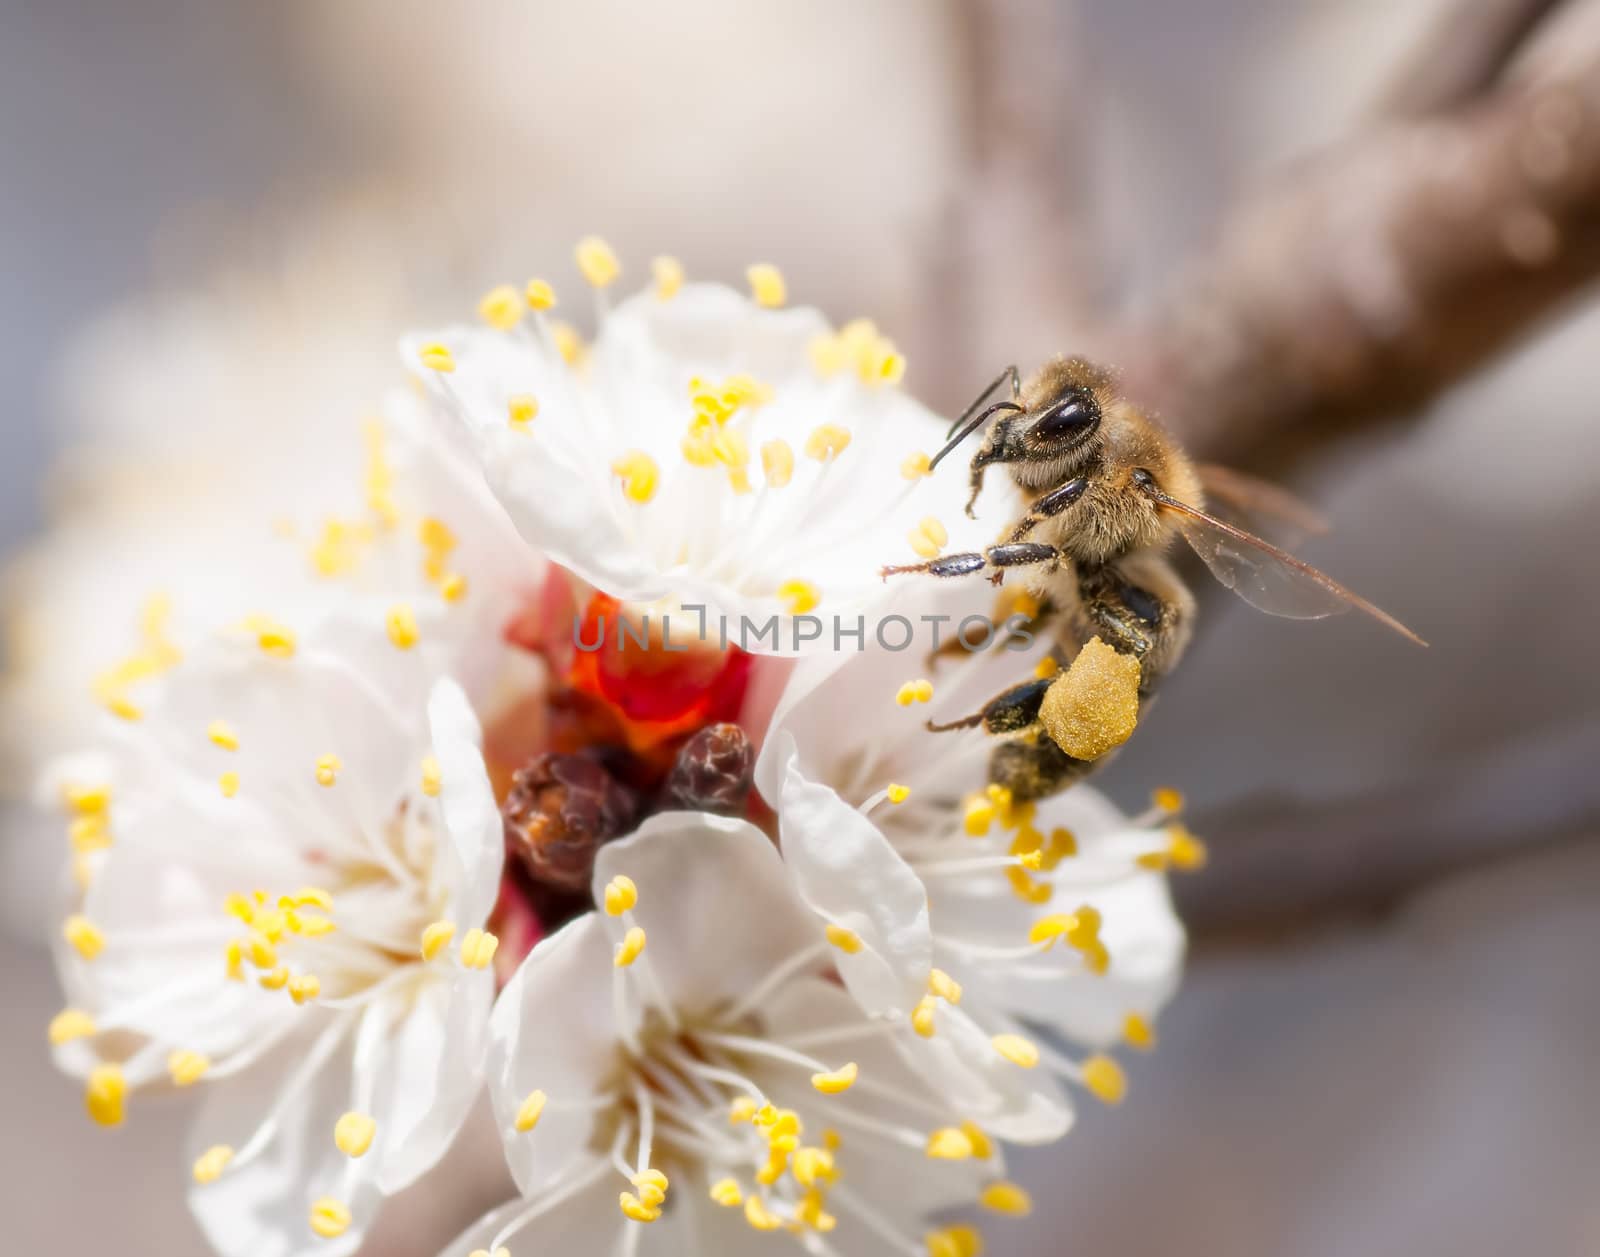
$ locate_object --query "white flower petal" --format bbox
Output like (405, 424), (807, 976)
(427, 678), (505, 927)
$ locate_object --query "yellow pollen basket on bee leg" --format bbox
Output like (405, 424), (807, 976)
(1039, 636), (1141, 760)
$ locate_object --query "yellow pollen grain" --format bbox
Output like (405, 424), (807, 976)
(386, 604), (420, 650)
(992, 1033), (1040, 1069)
(334, 1111), (377, 1158)
(1034, 656), (1060, 680)
(811, 1062), (858, 1095)
(1167, 824), (1209, 870)
(981, 1181), (1033, 1216)
(420, 756), (443, 797)
(85, 1063), (126, 1127)
(207, 721), (240, 752)
(652, 255), (685, 300)
(614, 925), (647, 968)
(314, 754), (342, 788)
(418, 342), (456, 374)
(508, 394), (539, 429)
(524, 277), (557, 310)
(1081, 1054), (1127, 1105)
(911, 994), (938, 1039)
(619, 1192), (660, 1224)
(420, 920), (456, 961)
(48, 1008), (97, 1045)
(218, 771), (240, 798)
(901, 451), (933, 480)
(777, 579), (821, 615)
(603, 875), (638, 917)
(824, 924), (861, 954)
(926, 1127), (975, 1160)
(460, 928), (499, 970)
(709, 1178), (743, 1208)
(804, 423), (852, 462)
(192, 1145), (233, 1185)
(928, 968), (962, 1005)
(63, 915), (104, 961)
(576, 236), (621, 288)
(288, 974), (322, 1005)
(514, 1089), (548, 1133)
(478, 284), (524, 331)
(611, 450), (659, 504)
(309, 1197), (352, 1240)
(746, 263), (787, 308)
(760, 439), (794, 488)
(1123, 1012), (1156, 1051)
(167, 1050), (210, 1086)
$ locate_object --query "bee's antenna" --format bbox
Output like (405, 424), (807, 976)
(929, 401), (1023, 471)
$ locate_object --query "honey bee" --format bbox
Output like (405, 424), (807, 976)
(883, 357), (1424, 802)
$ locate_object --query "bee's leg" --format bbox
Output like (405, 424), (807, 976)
(925, 677), (1053, 735)
(1071, 555), (1196, 696)
(989, 737), (1094, 802)
(1007, 477), (1089, 542)
(882, 542), (1061, 583)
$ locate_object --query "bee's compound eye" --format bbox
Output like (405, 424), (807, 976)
(1031, 392), (1101, 441)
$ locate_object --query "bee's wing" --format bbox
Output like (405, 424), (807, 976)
(1194, 462), (1330, 548)
(1150, 491), (1426, 645)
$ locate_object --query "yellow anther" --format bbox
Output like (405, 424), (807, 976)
(727, 465), (753, 495)
(576, 236), (621, 288)
(896, 678), (934, 707)
(419, 756), (443, 798)
(85, 1063), (126, 1127)
(508, 394), (539, 429)
(1152, 786), (1185, 814)
(460, 928), (500, 970)
(288, 974), (322, 1005)
(551, 320), (584, 364)
(911, 994), (938, 1039)
(207, 721), (240, 751)
(1006, 866), (1054, 905)
(418, 515), (457, 553)
(258, 966), (290, 991)
(386, 604), (420, 650)
(860, 339), (907, 387)
(1017, 849), (1044, 871)
(926, 1127), (976, 1160)
(928, 968), (962, 1005)
(103, 693), (143, 722)
(652, 255), (685, 300)
(603, 875), (638, 917)
(224, 938), (245, 982)
(478, 284), (524, 331)
(777, 579), (821, 615)
(334, 1111), (377, 1157)
(255, 621), (297, 658)
(709, 1178), (743, 1208)
(440, 572), (469, 604)
(524, 277), (557, 310)
(418, 342), (456, 374)
(514, 1089), (548, 1133)
(886, 783), (911, 805)
(296, 914), (336, 938)
(793, 1146), (837, 1188)
(168, 1050), (210, 1086)
(314, 754), (342, 788)
(1167, 824), (1209, 870)
(907, 515), (950, 559)
(614, 926), (647, 968)
(760, 439), (794, 488)
(68, 814), (111, 854)
(743, 1194), (783, 1232)
(1028, 914), (1075, 949)
(811, 1062), (858, 1095)
(963, 797), (995, 836)
(992, 1033), (1040, 1069)
(1034, 656), (1060, 680)
(48, 1008), (96, 1045)
(633, 1169), (669, 1203)
(901, 451), (933, 480)
(1136, 851), (1170, 872)
(925, 1225), (984, 1257)
(712, 426), (750, 468)
(1123, 1012), (1156, 1051)
(63, 783), (110, 817)
(980, 1180), (1033, 1216)
(728, 1096), (758, 1124)
(611, 450), (660, 504)
(418, 920), (456, 962)
(804, 424), (852, 462)
(753, 1102), (777, 1127)
(1048, 827), (1077, 860)
(1081, 1054), (1128, 1105)
(618, 1192), (660, 1224)
(192, 1145), (233, 1185)
(746, 263), (787, 308)
(681, 429), (717, 467)
(63, 915), (104, 961)
(960, 1121), (993, 1160)
(309, 1197), (352, 1240)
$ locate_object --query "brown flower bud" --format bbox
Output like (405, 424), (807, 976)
(503, 753), (642, 892)
(660, 723), (753, 816)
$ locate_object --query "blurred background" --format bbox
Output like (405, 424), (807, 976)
(5, 0), (1600, 1253)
